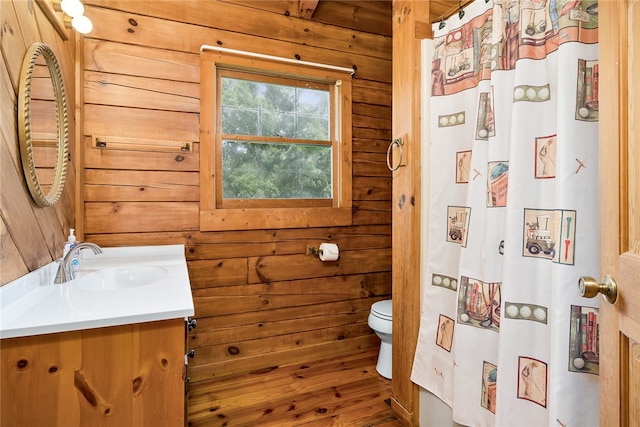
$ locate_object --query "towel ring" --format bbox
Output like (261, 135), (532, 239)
(386, 137), (404, 171)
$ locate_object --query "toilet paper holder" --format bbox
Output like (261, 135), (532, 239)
(306, 243), (340, 261)
(307, 245), (324, 256)
(307, 245), (320, 255)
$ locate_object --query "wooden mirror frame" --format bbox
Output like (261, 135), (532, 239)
(18, 42), (69, 208)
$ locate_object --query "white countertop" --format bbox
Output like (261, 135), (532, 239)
(0, 245), (195, 339)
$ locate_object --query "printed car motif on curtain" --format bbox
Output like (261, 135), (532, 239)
(411, 1), (600, 426)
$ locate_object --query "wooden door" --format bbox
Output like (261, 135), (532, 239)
(598, 1), (640, 425)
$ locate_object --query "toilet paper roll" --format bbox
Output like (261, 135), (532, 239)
(318, 243), (339, 261)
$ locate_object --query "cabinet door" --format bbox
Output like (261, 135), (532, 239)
(1, 319), (185, 427)
(1, 330), (83, 426)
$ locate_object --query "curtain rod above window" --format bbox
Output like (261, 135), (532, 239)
(200, 45), (355, 76)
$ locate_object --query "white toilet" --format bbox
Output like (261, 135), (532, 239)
(368, 299), (393, 379)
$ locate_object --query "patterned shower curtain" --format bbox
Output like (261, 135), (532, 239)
(411, 0), (600, 426)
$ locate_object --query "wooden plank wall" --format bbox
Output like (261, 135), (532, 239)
(81, 0), (393, 382)
(1, 0), (77, 286)
(390, 1), (426, 423)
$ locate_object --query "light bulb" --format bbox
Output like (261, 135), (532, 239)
(60, 0), (84, 18)
(71, 15), (93, 34)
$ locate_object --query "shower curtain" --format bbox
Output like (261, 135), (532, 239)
(411, 1), (600, 426)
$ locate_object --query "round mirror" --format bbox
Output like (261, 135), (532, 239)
(18, 42), (69, 207)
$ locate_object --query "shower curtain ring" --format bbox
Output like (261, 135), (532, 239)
(439, 16), (446, 30)
(458, 1), (465, 19)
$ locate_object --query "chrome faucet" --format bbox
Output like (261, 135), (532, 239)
(54, 242), (103, 284)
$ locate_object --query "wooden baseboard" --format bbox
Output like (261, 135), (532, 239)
(391, 396), (414, 426)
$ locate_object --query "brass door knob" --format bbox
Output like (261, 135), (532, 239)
(578, 275), (618, 304)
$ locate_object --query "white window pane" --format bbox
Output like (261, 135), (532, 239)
(221, 77), (329, 140)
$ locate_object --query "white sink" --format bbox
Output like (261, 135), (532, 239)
(76, 265), (168, 291)
(0, 244), (194, 339)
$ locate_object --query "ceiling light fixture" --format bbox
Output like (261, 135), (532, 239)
(59, 0), (84, 17)
(53, 0), (93, 34)
(70, 15), (93, 34)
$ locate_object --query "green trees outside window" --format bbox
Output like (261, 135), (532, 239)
(220, 76), (332, 200)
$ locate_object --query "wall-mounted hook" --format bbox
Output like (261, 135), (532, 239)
(458, 1), (465, 19)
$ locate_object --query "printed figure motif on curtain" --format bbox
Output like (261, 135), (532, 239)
(411, 0), (600, 426)
(431, 0), (598, 96)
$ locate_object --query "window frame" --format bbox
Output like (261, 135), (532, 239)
(200, 49), (353, 231)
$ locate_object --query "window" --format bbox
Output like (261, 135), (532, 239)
(200, 48), (353, 231)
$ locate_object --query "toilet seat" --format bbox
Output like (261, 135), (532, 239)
(371, 300), (392, 321)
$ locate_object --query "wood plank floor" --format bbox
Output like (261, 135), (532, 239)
(187, 347), (401, 427)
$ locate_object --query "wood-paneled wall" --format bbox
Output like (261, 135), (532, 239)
(1, 0), (77, 286)
(391, 1), (427, 423)
(81, 0), (393, 383)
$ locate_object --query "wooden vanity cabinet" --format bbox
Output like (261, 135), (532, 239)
(0, 318), (185, 427)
